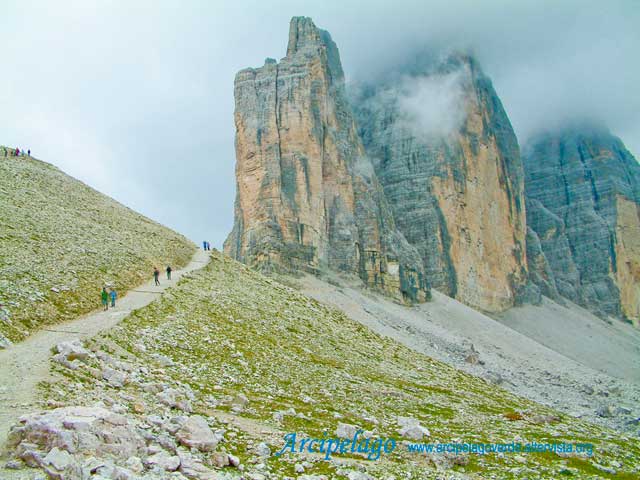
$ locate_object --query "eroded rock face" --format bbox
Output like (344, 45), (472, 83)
(353, 55), (528, 312)
(224, 17), (428, 302)
(524, 125), (640, 324)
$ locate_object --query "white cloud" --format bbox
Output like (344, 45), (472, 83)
(396, 71), (467, 140)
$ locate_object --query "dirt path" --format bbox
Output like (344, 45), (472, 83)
(0, 249), (210, 451)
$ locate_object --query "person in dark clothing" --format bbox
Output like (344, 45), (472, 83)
(153, 267), (160, 286)
(203, 240), (207, 250)
(101, 287), (109, 311)
(109, 288), (117, 307)
(166, 265), (172, 280)
(27, 149), (31, 156)
(15, 148), (20, 156)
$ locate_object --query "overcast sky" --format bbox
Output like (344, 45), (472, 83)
(1, 0), (638, 247)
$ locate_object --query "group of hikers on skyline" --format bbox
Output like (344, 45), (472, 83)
(203, 241), (211, 251)
(100, 265), (172, 309)
(3, 147), (30, 157)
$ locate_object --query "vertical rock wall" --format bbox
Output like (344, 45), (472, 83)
(354, 55), (528, 313)
(224, 17), (427, 302)
(524, 125), (640, 324)
(224, 16), (640, 322)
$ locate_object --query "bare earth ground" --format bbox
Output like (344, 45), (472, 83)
(297, 273), (640, 435)
(0, 249), (210, 451)
(496, 298), (640, 381)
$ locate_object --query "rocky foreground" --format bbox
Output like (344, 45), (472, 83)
(0, 153), (196, 344)
(2, 251), (638, 479)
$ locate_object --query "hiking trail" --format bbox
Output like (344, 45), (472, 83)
(0, 249), (210, 451)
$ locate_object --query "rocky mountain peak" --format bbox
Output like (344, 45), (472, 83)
(226, 18), (532, 312)
(286, 16), (344, 84)
(225, 17), (428, 303)
(286, 16), (322, 55)
(524, 123), (640, 324)
(353, 50), (529, 312)
(226, 17), (640, 321)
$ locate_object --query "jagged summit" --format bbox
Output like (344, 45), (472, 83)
(286, 16), (321, 55)
(286, 16), (344, 82)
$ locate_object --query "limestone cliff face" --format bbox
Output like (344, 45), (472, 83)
(353, 55), (528, 313)
(524, 125), (640, 324)
(225, 16), (640, 320)
(224, 17), (428, 302)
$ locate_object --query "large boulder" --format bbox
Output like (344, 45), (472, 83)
(396, 416), (430, 440)
(175, 415), (220, 452)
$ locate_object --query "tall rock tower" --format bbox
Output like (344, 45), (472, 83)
(224, 17), (428, 302)
(524, 124), (640, 325)
(354, 54), (529, 313)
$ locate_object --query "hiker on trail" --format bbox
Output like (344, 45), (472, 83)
(153, 267), (160, 286)
(27, 149), (30, 156)
(166, 265), (172, 280)
(15, 148), (19, 156)
(109, 288), (117, 307)
(203, 240), (207, 250)
(101, 287), (109, 311)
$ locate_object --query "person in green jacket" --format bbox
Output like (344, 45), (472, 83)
(101, 287), (109, 311)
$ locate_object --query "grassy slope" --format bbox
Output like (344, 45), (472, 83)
(52, 251), (640, 479)
(0, 153), (196, 342)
